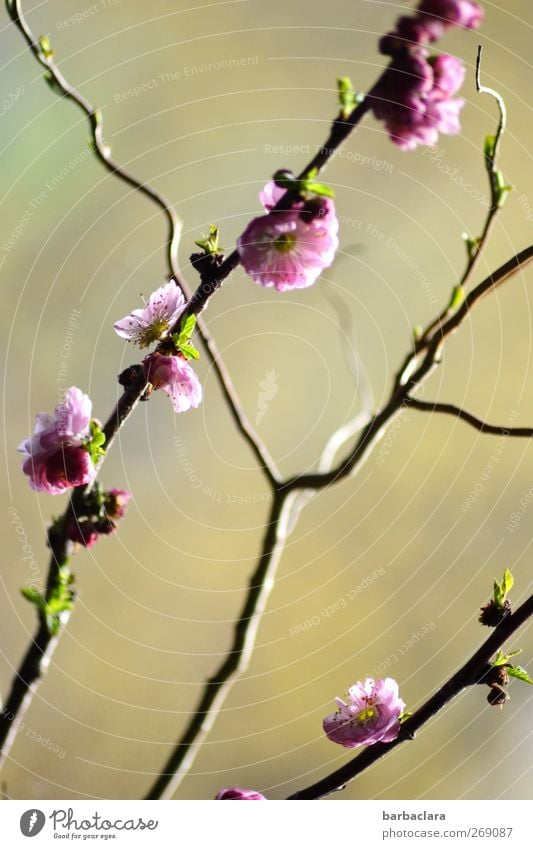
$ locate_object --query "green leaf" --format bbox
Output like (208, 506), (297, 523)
(493, 568), (513, 607)
(447, 285), (465, 312)
(42, 566), (75, 635)
(179, 314), (196, 343)
(84, 420), (106, 466)
(21, 587), (46, 612)
(399, 711), (412, 724)
(506, 665), (533, 685)
(501, 568), (514, 596)
(172, 314), (200, 361)
(178, 343), (200, 361)
(493, 648), (522, 667)
(484, 133), (497, 165)
(298, 180), (335, 199)
(194, 224), (222, 255)
(494, 169), (512, 208)
(337, 76), (363, 120)
(38, 35), (54, 60)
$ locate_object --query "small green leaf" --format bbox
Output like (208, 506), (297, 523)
(21, 587), (46, 612)
(506, 665), (533, 685)
(179, 314), (196, 343)
(493, 568), (513, 607)
(494, 169), (512, 208)
(462, 232), (481, 262)
(493, 648), (522, 667)
(399, 711), (412, 724)
(38, 35), (54, 60)
(484, 133), (497, 165)
(447, 285), (465, 312)
(298, 180), (335, 199)
(84, 420), (106, 466)
(178, 343), (200, 361)
(501, 568), (514, 596)
(337, 77), (363, 120)
(194, 224), (222, 255)
(172, 314), (200, 361)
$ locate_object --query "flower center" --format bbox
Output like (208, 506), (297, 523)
(139, 319), (169, 348)
(355, 706), (378, 725)
(273, 233), (296, 253)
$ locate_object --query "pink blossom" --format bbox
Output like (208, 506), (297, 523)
(65, 518), (100, 548)
(371, 49), (465, 150)
(114, 281), (186, 348)
(323, 677), (405, 748)
(259, 180), (288, 212)
(418, 0), (484, 31)
(143, 352), (202, 413)
(105, 488), (132, 520)
(18, 388), (96, 495)
(237, 181), (339, 291)
(65, 488), (131, 549)
(215, 788), (266, 800)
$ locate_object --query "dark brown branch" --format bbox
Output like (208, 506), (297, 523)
(405, 397), (533, 438)
(288, 591), (533, 799)
(0, 533), (70, 771)
(145, 492), (294, 799)
(284, 245), (533, 491)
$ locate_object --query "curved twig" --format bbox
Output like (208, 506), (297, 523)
(405, 398), (533, 438)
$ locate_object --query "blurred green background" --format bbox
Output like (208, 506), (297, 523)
(1, 0), (532, 800)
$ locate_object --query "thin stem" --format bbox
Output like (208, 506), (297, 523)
(1, 0), (280, 768)
(286, 246), (533, 491)
(288, 592), (533, 799)
(405, 398), (533, 438)
(0, 535), (69, 770)
(421, 45), (507, 342)
(145, 492), (296, 799)
(144, 247), (533, 797)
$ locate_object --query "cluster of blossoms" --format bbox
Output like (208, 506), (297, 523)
(65, 488), (131, 548)
(237, 180), (339, 291)
(114, 281), (203, 414)
(18, 387), (97, 495)
(19, 387), (131, 545)
(323, 677), (406, 748)
(371, 0), (483, 149)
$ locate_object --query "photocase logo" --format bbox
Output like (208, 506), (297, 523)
(256, 369), (279, 425)
(20, 809), (46, 837)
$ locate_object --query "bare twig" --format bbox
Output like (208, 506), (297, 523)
(421, 45), (508, 342)
(288, 591), (533, 799)
(143, 247), (533, 798)
(405, 398), (533, 438)
(145, 492), (298, 799)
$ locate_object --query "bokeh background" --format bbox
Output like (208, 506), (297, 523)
(1, 0), (532, 801)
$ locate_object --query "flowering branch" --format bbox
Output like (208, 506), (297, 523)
(288, 591), (533, 799)
(5, 0), (530, 804)
(0, 0), (279, 766)
(4, 0), (278, 482)
(420, 44), (508, 341)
